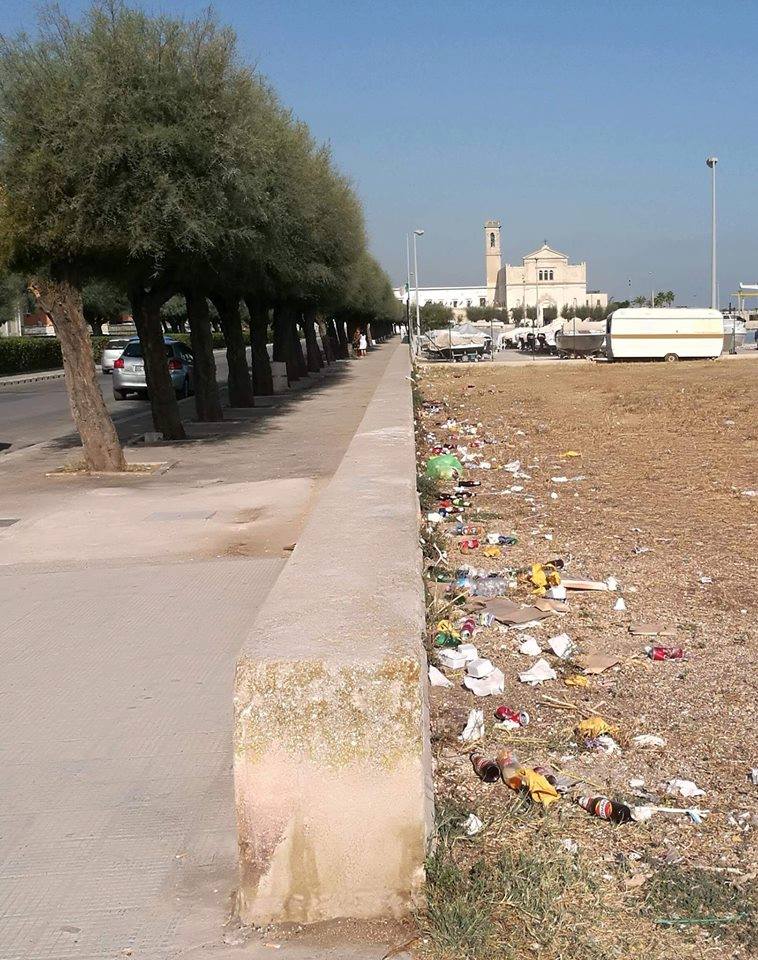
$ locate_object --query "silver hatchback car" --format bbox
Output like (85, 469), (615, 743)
(100, 338), (131, 373)
(112, 338), (194, 400)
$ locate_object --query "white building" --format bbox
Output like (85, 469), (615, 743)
(395, 220), (607, 320)
(393, 283), (490, 321)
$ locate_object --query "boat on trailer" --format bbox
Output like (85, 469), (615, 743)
(555, 319), (606, 356)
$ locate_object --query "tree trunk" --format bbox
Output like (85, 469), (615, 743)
(212, 292), (254, 408)
(30, 275), (126, 472)
(129, 285), (186, 441)
(302, 306), (322, 373)
(347, 318), (359, 356)
(85, 315), (104, 337)
(244, 296), (274, 395)
(335, 318), (349, 358)
(185, 289), (223, 421)
(326, 318), (341, 360)
(317, 318), (334, 363)
(273, 302), (299, 382)
(292, 310), (308, 379)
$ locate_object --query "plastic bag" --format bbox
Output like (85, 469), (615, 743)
(426, 454), (464, 481)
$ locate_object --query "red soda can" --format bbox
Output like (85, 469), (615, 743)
(458, 618), (476, 640)
(646, 645), (685, 661)
(471, 753), (501, 783)
(459, 538), (479, 552)
(494, 706), (530, 727)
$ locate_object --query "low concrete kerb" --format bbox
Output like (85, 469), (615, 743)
(233, 343), (433, 926)
(0, 369), (66, 387)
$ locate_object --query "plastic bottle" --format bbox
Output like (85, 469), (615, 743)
(472, 577), (510, 598)
(578, 795), (633, 824)
(471, 753), (501, 783)
(494, 751), (520, 786)
(646, 645), (685, 661)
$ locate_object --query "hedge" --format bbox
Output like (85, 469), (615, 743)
(0, 331), (226, 376)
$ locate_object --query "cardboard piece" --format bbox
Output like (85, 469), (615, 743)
(560, 578), (609, 592)
(534, 597), (569, 613)
(574, 652), (621, 675)
(484, 598), (552, 625)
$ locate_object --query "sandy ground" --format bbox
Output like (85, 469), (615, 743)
(416, 357), (757, 958)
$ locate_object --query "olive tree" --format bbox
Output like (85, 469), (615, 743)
(0, 11), (127, 469)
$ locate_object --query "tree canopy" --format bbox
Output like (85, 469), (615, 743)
(418, 301), (454, 332)
(0, 1), (395, 315)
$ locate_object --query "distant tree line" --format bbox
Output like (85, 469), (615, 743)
(0, 1), (400, 470)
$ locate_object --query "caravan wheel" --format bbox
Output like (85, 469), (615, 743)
(664, 352), (679, 362)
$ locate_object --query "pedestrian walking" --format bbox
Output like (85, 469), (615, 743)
(359, 332), (367, 357)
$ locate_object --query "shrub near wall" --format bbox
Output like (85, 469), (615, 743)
(0, 333), (226, 376)
(0, 337), (63, 375)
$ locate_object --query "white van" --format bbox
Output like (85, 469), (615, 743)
(606, 308), (723, 361)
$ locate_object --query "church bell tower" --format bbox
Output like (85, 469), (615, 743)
(485, 220), (502, 298)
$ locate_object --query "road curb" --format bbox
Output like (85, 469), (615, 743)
(0, 370), (66, 387)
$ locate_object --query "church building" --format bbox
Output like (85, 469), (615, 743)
(395, 220), (607, 320)
(488, 220), (607, 316)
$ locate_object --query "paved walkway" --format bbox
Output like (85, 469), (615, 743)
(0, 344), (401, 959)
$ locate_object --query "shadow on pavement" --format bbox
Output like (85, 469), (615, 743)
(42, 354), (366, 453)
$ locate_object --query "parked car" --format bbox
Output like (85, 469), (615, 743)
(100, 338), (131, 373)
(112, 337), (194, 400)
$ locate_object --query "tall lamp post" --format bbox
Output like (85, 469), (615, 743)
(405, 234), (412, 355)
(412, 229), (424, 357)
(706, 157), (718, 311)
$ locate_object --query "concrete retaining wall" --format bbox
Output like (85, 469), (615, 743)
(233, 343), (433, 925)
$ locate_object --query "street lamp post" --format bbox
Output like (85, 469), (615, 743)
(405, 234), (413, 355)
(413, 229), (424, 357)
(706, 157), (718, 311)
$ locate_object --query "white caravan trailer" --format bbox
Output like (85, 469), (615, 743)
(606, 308), (723, 361)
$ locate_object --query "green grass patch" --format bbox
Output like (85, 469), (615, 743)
(644, 865), (756, 946)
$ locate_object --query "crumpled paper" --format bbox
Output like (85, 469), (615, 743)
(519, 658), (557, 686)
(464, 668), (505, 697)
(458, 708), (485, 743)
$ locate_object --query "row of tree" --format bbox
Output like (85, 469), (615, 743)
(0, 2), (400, 470)
(631, 291), (676, 308)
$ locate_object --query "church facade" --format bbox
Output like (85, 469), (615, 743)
(395, 220), (607, 320)
(488, 220), (607, 315)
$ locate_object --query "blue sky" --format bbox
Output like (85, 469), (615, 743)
(4, 0), (757, 305)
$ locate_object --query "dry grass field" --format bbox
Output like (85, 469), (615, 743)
(415, 357), (757, 960)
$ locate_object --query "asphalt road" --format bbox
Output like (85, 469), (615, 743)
(0, 352), (231, 453)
